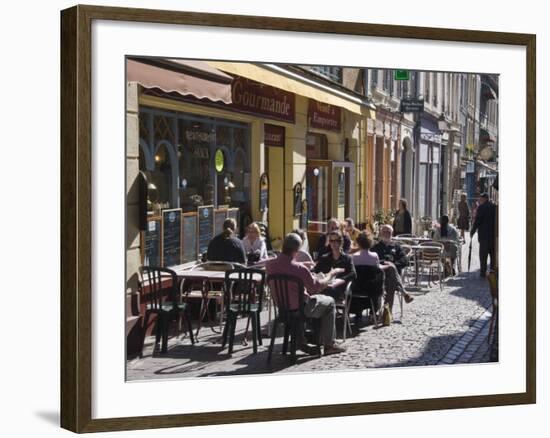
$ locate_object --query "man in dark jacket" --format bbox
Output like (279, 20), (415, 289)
(470, 193), (497, 277)
(207, 218), (247, 264)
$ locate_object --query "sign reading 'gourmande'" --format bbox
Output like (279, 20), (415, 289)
(231, 76), (295, 123)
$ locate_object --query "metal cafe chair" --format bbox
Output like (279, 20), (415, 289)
(335, 282), (353, 342)
(180, 261), (244, 338)
(221, 268), (266, 354)
(417, 241), (445, 291)
(350, 265), (385, 329)
(486, 270), (499, 345)
(140, 266), (194, 354)
(266, 274), (321, 364)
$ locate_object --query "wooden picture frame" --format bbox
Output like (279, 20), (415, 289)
(60, 4), (536, 433)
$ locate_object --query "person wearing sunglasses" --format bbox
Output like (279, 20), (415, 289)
(316, 218), (351, 259)
(312, 230), (356, 302)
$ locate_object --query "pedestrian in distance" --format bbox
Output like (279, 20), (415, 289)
(470, 193), (497, 278)
(392, 198), (413, 236)
(457, 193), (470, 241)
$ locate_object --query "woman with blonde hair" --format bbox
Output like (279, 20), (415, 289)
(242, 222), (268, 262)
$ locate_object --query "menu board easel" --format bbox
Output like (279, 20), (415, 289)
(214, 208), (228, 236)
(143, 216), (161, 267)
(182, 212), (198, 263)
(197, 205), (215, 258)
(161, 208), (182, 267)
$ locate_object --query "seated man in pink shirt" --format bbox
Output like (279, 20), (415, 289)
(266, 233), (346, 356)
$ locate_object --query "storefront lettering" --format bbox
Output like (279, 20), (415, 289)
(308, 99), (341, 132)
(231, 77), (295, 123)
(185, 130), (216, 142)
(264, 124), (285, 147)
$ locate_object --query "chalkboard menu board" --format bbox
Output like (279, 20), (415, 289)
(227, 208), (239, 234)
(144, 217), (161, 267)
(197, 205), (214, 257)
(161, 208), (182, 267)
(214, 209), (227, 236)
(182, 213), (198, 262)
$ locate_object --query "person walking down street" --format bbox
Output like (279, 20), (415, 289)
(316, 218), (351, 258)
(313, 230), (356, 301)
(266, 233), (346, 356)
(372, 225), (414, 314)
(392, 199), (412, 236)
(457, 193), (470, 241)
(207, 218), (247, 264)
(470, 193), (497, 277)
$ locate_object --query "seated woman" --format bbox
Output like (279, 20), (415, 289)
(432, 215), (460, 273)
(350, 231), (385, 322)
(312, 230), (356, 301)
(241, 223), (268, 264)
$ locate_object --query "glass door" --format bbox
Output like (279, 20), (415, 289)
(332, 161), (355, 220)
(306, 160), (332, 232)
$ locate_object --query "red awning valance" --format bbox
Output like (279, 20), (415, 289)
(127, 59), (233, 104)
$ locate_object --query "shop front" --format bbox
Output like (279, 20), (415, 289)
(416, 114), (442, 230)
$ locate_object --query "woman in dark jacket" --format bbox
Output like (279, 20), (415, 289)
(313, 230), (356, 301)
(393, 199), (412, 236)
(457, 193), (470, 240)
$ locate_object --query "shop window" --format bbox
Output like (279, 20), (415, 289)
(306, 133), (328, 159)
(308, 66), (342, 83)
(177, 115), (250, 213)
(148, 143), (173, 212)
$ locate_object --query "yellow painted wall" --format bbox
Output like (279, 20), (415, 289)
(267, 146), (284, 249)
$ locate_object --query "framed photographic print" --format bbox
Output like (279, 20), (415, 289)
(60, 4), (536, 433)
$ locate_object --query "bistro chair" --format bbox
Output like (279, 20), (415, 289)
(335, 282), (353, 342)
(266, 274), (321, 364)
(221, 268), (266, 354)
(180, 261), (244, 338)
(417, 241), (445, 291)
(486, 270), (499, 346)
(350, 265), (385, 329)
(440, 240), (461, 276)
(140, 266), (194, 354)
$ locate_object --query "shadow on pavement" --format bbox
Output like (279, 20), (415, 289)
(385, 332), (465, 367)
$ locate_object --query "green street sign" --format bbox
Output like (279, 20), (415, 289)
(394, 70), (409, 81)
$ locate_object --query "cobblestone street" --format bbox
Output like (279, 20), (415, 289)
(127, 238), (497, 381)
